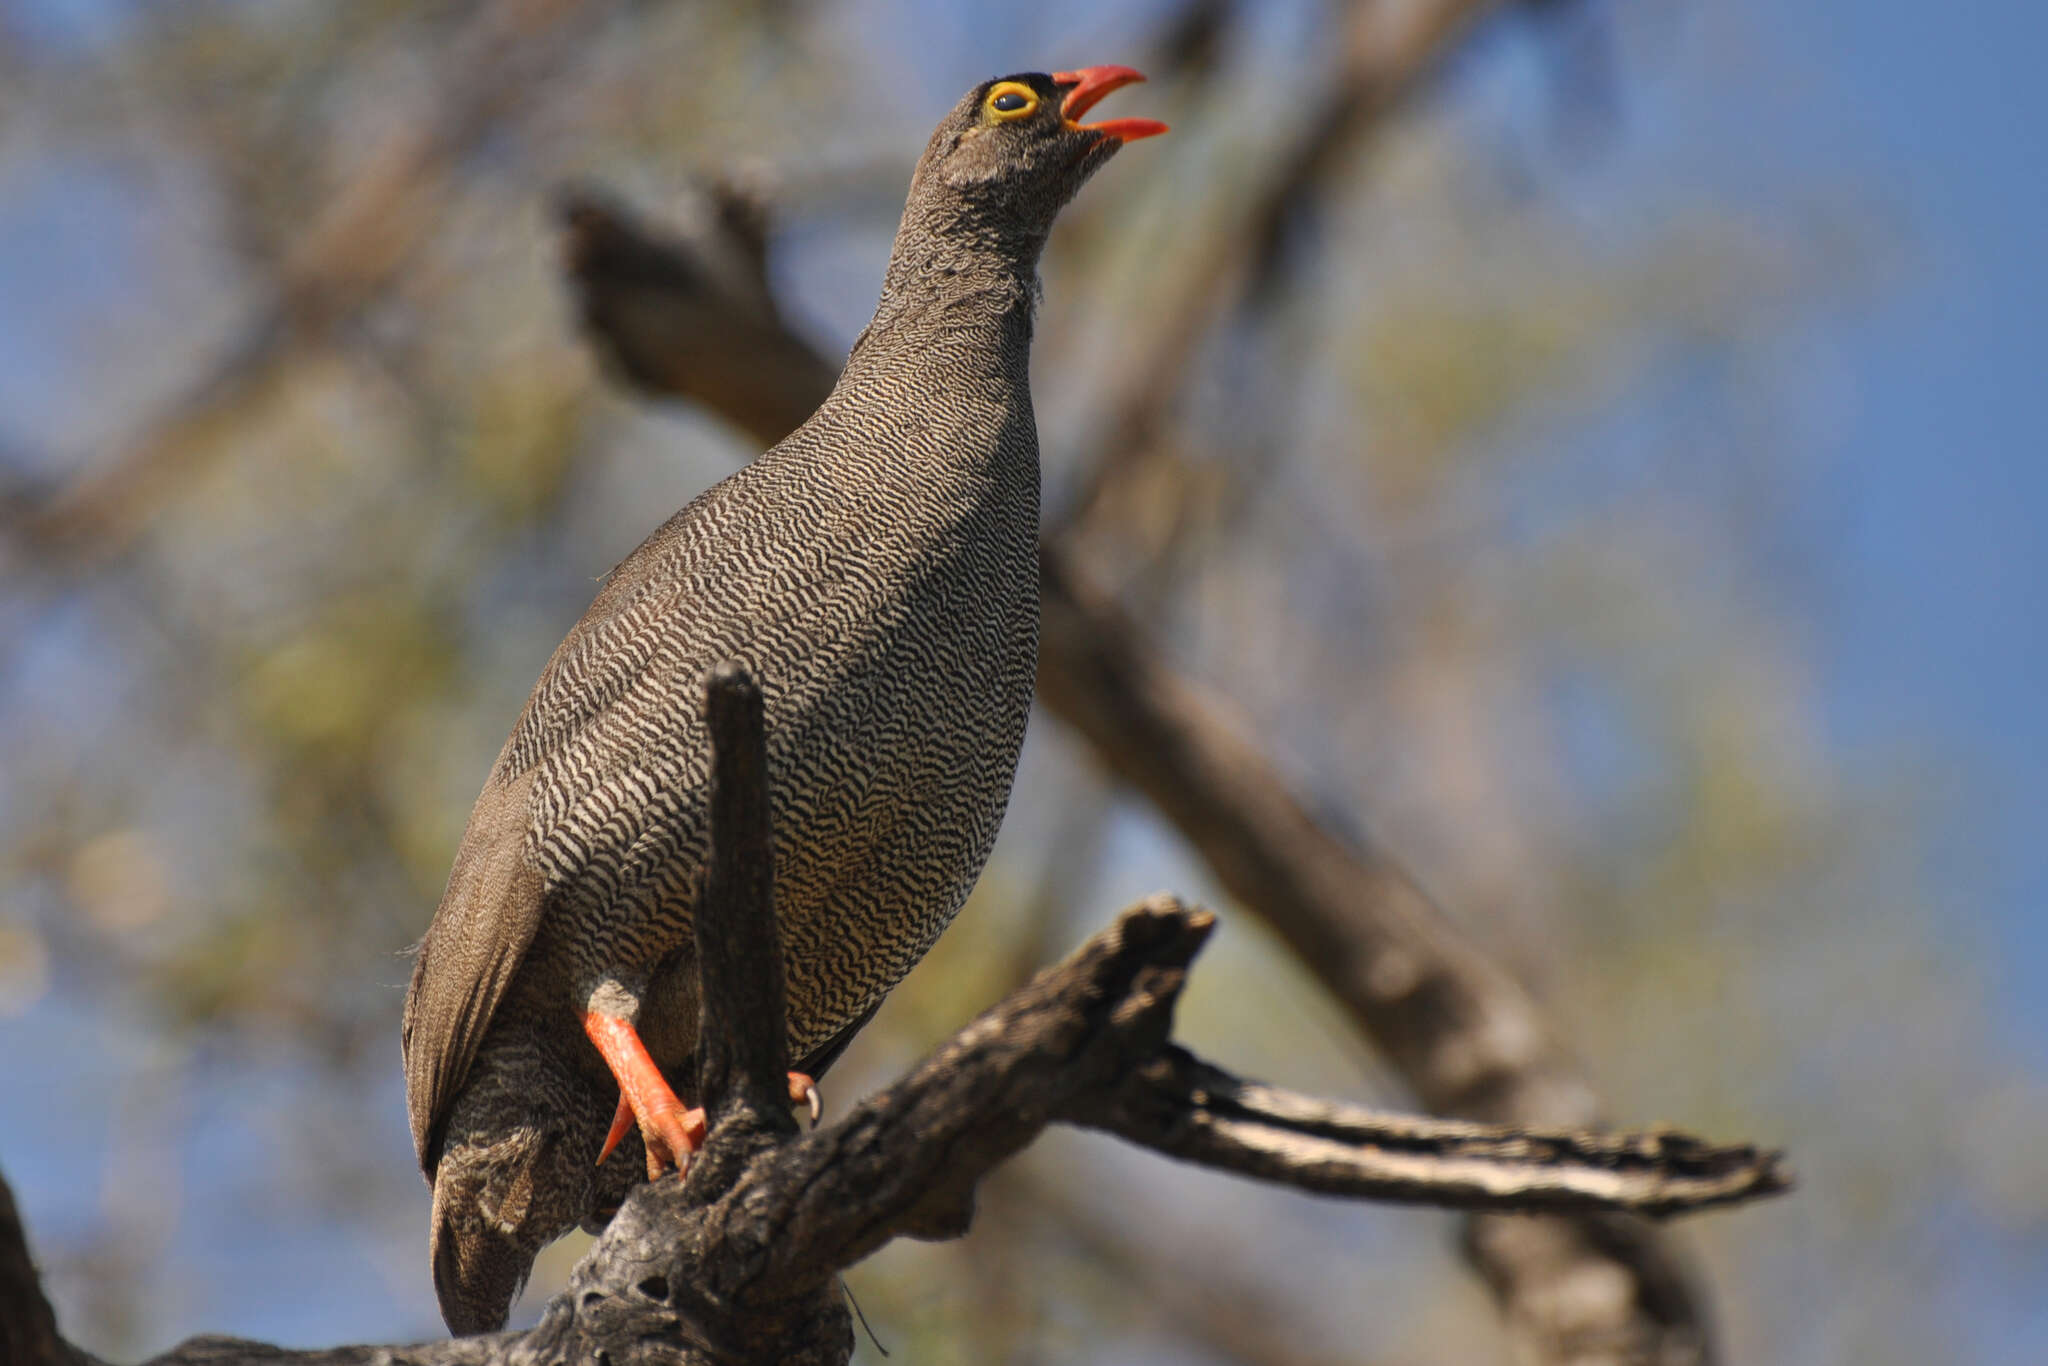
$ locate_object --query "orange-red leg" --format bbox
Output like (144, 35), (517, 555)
(582, 1012), (706, 1179)
(582, 1014), (825, 1177)
(597, 1093), (637, 1166)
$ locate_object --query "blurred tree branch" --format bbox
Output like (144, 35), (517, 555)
(1056, 0), (1509, 547)
(557, 156), (1739, 1360)
(0, 1170), (98, 1366)
(1008, 1170), (1356, 1366)
(8, 0), (605, 560)
(4, 669), (1783, 1366)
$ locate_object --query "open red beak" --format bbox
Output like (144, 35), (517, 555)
(1053, 65), (1169, 143)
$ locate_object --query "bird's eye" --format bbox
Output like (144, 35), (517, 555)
(985, 82), (1039, 122)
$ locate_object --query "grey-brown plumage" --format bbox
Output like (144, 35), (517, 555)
(401, 68), (1163, 1334)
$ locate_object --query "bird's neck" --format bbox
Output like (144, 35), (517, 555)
(798, 196), (1048, 486)
(856, 194), (1046, 364)
(852, 280), (1036, 373)
(802, 229), (1041, 492)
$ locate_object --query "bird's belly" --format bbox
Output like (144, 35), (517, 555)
(764, 568), (1036, 1058)
(526, 516), (1037, 1069)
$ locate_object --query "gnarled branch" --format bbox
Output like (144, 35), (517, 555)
(12, 670), (1784, 1366)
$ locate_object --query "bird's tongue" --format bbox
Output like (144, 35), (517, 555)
(1053, 65), (1169, 142)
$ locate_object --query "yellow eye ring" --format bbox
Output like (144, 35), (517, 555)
(985, 81), (1039, 122)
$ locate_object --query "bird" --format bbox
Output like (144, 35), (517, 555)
(401, 66), (1165, 1335)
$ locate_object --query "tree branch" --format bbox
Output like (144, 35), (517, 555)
(1084, 1048), (1787, 1218)
(1, 1168), (92, 1366)
(692, 662), (798, 1144)
(7, 0), (604, 562)
(22, 894), (1782, 1366)
(9, 673), (1783, 1366)
(560, 188), (841, 451)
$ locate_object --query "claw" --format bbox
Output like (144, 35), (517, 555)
(586, 1020), (821, 1171)
(638, 1102), (707, 1180)
(596, 1093), (635, 1166)
(788, 1071), (821, 1127)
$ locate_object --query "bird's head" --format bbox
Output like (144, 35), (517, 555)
(904, 65), (1167, 246)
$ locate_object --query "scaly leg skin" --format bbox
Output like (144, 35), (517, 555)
(582, 1012), (822, 1179)
(582, 1012), (706, 1179)
(598, 1072), (818, 1155)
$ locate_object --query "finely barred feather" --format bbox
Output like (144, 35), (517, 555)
(520, 368), (1039, 1062)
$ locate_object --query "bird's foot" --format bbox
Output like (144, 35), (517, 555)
(789, 1071), (822, 1127)
(583, 1013), (823, 1177)
(596, 1090), (707, 1178)
(583, 1011), (706, 1179)
(598, 1073), (817, 1168)
(639, 1097), (707, 1179)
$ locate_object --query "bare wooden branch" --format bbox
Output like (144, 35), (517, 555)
(1, 1169), (90, 1366)
(1082, 1048), (1789, 1218)
(560, 187), (841, 451)
(21, 888), (1783, 1366)
(9, 656), (1787, 1366)
(692, 663), (798, 1144)
(1036, 553), (1734, 1365)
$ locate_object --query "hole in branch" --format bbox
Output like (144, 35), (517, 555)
(638, 1275), (671, 1302)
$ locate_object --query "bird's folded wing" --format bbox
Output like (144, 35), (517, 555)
(399, 523), (718, 1176)
(401, 466), (811, 1176)
(402, 762), (547, 1177)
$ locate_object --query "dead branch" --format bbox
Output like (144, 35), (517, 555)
(560, 188), (841, 449)
(8, 668), (1783, 1366)
(1085, 1048), (1785, 1218)
(692, 663), (801, 1143)
(0, 1168), (92, 1366)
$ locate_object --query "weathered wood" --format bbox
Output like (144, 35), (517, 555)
(13, 718), (1786, 1365)
(691, 664), (799, 1149)
(2, 1169), (88, 1366)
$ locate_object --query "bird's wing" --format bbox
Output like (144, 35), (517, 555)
(795, 999), (883, 1082)
(401, 759), (546, 1177)
(403, 459), (858, 1174)
(400, 483), (752, 1178)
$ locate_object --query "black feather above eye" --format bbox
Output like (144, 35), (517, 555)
(991, 91), (1027, 112)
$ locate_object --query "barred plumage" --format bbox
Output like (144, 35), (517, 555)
(400, 67), (1160, 1335)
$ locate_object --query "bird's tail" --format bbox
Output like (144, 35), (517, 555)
(428, 1133), (553, 1334)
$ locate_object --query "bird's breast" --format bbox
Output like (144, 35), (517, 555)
(524, 417), (1040, 1058)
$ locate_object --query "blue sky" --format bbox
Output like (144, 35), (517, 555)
(1781, 0), (2048, 1050)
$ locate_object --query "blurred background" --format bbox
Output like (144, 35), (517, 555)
(2, 0), (2044, 1362)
